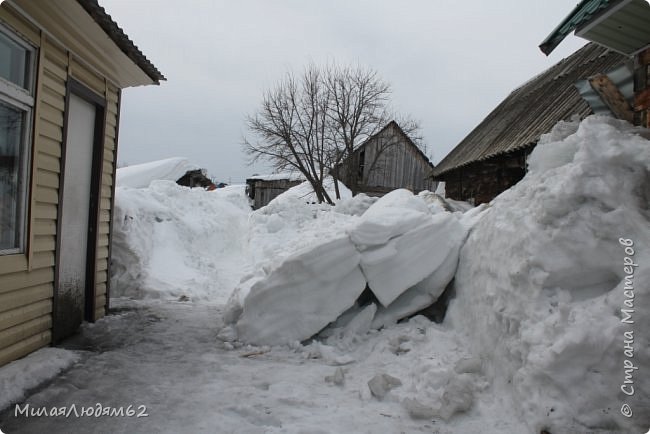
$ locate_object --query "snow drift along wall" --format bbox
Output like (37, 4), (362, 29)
(448, 116), (650, 433)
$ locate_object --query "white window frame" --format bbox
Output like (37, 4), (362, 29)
(0, 22), (36, 256)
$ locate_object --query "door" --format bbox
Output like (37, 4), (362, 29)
(55, 90), (102, 340)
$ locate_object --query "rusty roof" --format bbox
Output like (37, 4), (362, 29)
(432, 43), (627, 177)
(77, 0), (165, 84)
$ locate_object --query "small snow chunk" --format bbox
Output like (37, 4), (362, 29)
(368, 373), (402, 400)
(324, 367), (345, 386)
(402, 397), (436, 420)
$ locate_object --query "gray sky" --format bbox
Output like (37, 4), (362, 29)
(101, 0), (585, 184)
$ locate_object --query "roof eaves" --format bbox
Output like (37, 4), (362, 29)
(539, 0), (619, 55)
(76, 0), (166, 84)
(433, 141), (537, 178)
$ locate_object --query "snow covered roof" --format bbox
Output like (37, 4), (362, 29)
(246, 172), (305, 182)
(433, 43), (627, 177)
(116, 158), (202, 188)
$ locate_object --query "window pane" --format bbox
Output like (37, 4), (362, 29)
(0, 100), (25, 251)
(0, 31), (29, 89)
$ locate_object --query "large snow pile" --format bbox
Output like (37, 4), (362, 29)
(448, 116), (650, 433)
(228, 189), (468, 345)
(111, 181), (251, 303)
(116, 157), (200, 188)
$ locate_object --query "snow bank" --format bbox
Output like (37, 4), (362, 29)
(230, 189), (468, 345)
(111, 181), (250, 303)
(269, 176), (352, 206)
(448, 116), (650, 433)
(116, 157), (201, 188)
(0, 348), (79, 411)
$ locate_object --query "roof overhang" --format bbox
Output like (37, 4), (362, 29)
(7, 0), (165, 88)
(540, 0), (650, 56)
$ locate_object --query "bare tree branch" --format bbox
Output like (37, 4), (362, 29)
(243, 62), (425, 203)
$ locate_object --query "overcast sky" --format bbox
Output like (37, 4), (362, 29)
(101, 0), (586, 184)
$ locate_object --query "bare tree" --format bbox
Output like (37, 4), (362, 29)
(244, 65), (334, 204)
(244, 63), (423, 203)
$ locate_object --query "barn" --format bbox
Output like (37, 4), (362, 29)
(432, 43), (628, 204)
(0, 0), (163, 366)
(335, 121), (435, 196)
(245, 173), (303, 209)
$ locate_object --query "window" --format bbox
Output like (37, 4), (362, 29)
(0, 26), (35, 255)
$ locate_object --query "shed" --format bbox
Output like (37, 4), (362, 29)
(0, 0), (164, 366)
(334, 121), (436, 196)
(432, 43), (627, 204)
(246, 173), (304, 209)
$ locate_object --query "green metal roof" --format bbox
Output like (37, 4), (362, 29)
(539, 0), (620, 55)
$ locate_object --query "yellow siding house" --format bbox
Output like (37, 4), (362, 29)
(0, 0), (164, 366)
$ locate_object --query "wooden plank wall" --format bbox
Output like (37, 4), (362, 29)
(0, 5), (120, 366)
(361, 123), (434, 194)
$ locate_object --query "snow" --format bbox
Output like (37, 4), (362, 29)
(236, 236), (367, 345)
(448, 115), (650, 433)
(229, 188), (467, 345)
(269, 176), (352, 205)
(357, 213), (465, 307)
(0, 348), (79, 411)
(111, 181), (250, 303)
(247, 172), (304, 182)
(3, 115), (649, 433)
(116, 157), (201, 188)
(1, 301), (524, 433)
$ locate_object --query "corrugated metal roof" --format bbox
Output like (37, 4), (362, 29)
(77, 0), (166, 84)
(433, 43), (627, 177)
(539, 0), (621, 55)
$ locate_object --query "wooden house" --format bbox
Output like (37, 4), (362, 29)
(0, 0), (164, 366)
(432, 43), (628, 204)
(335, 121), (435, 196)
(246, 173), (303, 209)
(540, 0), (650, 127)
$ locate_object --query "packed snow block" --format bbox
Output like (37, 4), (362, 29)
(360, 213), (466, 307)
(349, 189), (432, 248)
(236, 237), (367, 345)
(371, 240), (461, 329)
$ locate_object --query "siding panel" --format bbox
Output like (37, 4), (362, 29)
(0, 284), (52, 314)
(0, 300), (51, 332)
(0, 331), (51, 367)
